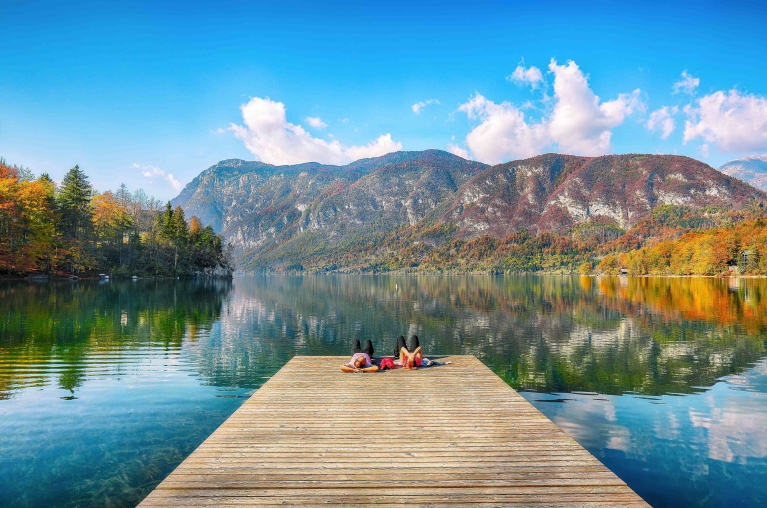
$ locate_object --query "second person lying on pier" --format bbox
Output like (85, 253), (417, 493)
(395, 335), (423, 369)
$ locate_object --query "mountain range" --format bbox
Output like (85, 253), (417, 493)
(172, 151), (767, 272)
(719, 155), (767, 193)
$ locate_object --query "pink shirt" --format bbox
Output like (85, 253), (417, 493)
(347, 353), (372, 368)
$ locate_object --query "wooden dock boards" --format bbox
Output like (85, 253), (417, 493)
(139, 356), (648, 506)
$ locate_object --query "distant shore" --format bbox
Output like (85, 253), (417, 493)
(231, 270), (767, 278)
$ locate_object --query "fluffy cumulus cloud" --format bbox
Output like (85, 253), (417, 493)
(305, 116), (327, 129)
(454, 59), (644, 163)
(231, 97), (401, 165)
(547, 60), (643, 155)
(646, 106), (679, 139)
(132, 163), (182, 192)
(507, 64), (544, 89)
(411, 99), (440, 114)
(683, 90), (767, 153)
(673, 70), (700, 95)
(458, 94), (549, 163)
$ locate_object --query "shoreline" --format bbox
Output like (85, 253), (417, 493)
(231, 270), (767, 279)
(1, 275), (233, 281)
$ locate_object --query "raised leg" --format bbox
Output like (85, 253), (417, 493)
(395, 336), (406, 359)
(408, 335), (420, 352)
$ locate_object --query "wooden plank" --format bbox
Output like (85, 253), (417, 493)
(138, 356), (648, 507)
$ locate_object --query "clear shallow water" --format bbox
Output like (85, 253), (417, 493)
(1, 275), (766, 507)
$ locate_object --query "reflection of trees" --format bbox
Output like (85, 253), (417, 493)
(3, 275), (764, 398)
(224, 275), (767, 396)
(0, 280), (232, 399)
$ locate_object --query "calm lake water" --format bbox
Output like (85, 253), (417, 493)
(1, 275), (766, 507)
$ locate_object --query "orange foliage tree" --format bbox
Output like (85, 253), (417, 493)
(0, 162), (57, 274)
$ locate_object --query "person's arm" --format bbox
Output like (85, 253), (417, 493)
(340, 364), (379, 373)
(400, 347), (411, 368)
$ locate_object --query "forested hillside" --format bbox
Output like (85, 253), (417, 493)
(0, 159), (232, 277)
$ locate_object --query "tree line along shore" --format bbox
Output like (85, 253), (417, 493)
(0, 159), (233, 278)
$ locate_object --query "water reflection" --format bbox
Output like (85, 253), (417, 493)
(525, 361), (767, 507)
(218, 275), (767, 396)
(0, 279), (233, 399)
(1, 275), (766, 508)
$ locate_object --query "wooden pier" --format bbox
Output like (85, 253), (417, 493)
(139, 356), (648, 506)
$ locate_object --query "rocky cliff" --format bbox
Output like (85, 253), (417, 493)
(446, 153), (760, 238)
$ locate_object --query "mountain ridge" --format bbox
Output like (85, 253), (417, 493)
(719, 155), (767, 193)
(173, 150), (766, 272)
(171, 150), (488, 262)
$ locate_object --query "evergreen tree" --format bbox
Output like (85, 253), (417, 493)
(58, 165), (93, 240)
(161, 202), (174, 239)
(57, 165), (94, 273)
(171, 205), (188, 274)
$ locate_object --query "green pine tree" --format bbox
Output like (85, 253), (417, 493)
(57, 165), (93, 273)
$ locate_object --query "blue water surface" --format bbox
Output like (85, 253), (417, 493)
(1, 275), (766, 507)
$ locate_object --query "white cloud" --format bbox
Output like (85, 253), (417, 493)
(230, 97), (401, 165)
(683, 89), (767, 153)
(344, 134), (401, 162)
(456, 59), (644, 163)
(132, 163), (183, 192)
(411, 99), (440, 114)
(673, 70), (700, 95)
(447, 143), (470, 159)
(305, 116), (327, 129)
(547, 60), (644, 155)
(507, 65), (544, 89)
(646, 106), (679, 139)
(458, 94), (549, 163)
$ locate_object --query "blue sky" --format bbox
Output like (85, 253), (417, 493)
(2, 0), (767, 199)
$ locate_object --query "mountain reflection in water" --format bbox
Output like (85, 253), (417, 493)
(1, 275), (766, 508)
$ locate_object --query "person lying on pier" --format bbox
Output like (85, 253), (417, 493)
(340, 340), (379, 373)
(395, 335), (423, 369)
(394, 335), (419, 359)
(353, 339), (375, 358)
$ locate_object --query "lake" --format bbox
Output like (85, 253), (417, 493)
(1, 275), (766, 507)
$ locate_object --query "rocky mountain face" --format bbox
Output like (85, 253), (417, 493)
(719, 155), (767, 193)
(172, 150), (488, 264)
(174, 151), (766, 271)
(445, 153), (761, 238)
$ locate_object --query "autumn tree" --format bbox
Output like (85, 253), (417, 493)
(0, 163), (58, 274)
(92, 190), (135, 270)
(0, 162), (21, 272)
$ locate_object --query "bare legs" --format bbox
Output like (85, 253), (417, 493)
(400, 346), (422, 369)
